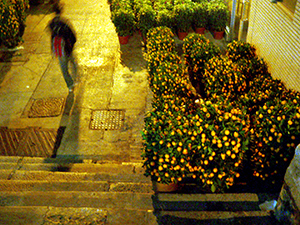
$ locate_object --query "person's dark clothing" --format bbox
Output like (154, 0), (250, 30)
(49, 16), (76, 56)
(48, 15), (77, 91)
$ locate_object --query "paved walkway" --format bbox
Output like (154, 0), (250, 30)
(0, 0), (150, 163)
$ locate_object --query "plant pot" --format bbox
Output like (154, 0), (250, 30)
(178, 31), (188, 40)
(213, 31), (225, 40)
(153, 181), (180, 193)
(118, 35), (130, 45)
(195, 27), (205, 34)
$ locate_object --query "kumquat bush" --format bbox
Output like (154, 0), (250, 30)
(142, 26), (300, 192)
(146, 27), (194, 99)
(203, 56), (247, 102)
(226, 40), (256, 62)
(0, 0), (29, 48)
(189, 99), (250, 192)
(239, 73), (287, 114)
(183, 33), (221, 82)
(142, 95), (196, 184)
(249, 95), (300, 184)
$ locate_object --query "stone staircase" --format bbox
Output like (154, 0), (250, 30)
(0, 156), (156, 225)
(0, 156), (280, 224)
(153, 191), (279, 224)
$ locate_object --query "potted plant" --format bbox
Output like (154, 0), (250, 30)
(189, 99), (250, 193)
(111, 7), (136, 44)
(208, 1), (230, 39)
(156, 9), (175, 32)
(249, 94), (300, 186)
(192, 2), (208, 34)
(136, 4), (157, 42)
(173, 3), (194, 40)
(0, 0), (29, 48)
(154, 0), (174, 11)
(183, 33), (221, 94)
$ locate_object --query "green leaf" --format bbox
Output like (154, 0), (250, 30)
(211, 184), (216, 193)
(208, 146), (213, 154)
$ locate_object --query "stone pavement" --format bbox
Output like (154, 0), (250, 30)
(0, 0), (150, 162)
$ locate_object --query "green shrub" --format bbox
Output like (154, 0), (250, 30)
(111, 7), (136, 36)
(236, 56), (269, 82)
(190, 99), (249, 192)
(207, 0), (229, 32)
(0, 0), (29, 48)
(203, 56), (247, 102)
(136, 4), (157, 37)
(156, 9), (175, 31)
(192, 2), (208, 28)
(146, 26), (175, 55)
(154, 0), (174, 11)
(226, 40), (257, 63)
(249, 94), (300, 184)
(142, 95), (196, 184)
(143, 25), (300, 193)
(183, 33), (220, 92)
(173, 3), (194, 32)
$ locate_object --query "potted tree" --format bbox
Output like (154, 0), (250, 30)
(173, 3), (194, 40)
(111, 7), (136, 44)
(192, 2), (208, 34)
(0, 0), (29, 49)
(156, 8), (175, 32)
(208, 2), (230, 39)
(136, 4), (157, 43)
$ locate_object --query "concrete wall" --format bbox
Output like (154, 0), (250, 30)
(247, 0), (300, 92)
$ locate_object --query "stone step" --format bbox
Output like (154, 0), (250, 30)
(0, 169), (150, 183)
(0, 162), (145, 174)
(157, 210), (275, 225)
(0, 156), (77, 163)
(0, 180), (153, 193)
(152, 193), (278, 224)
(0, 156), (145, 174)
(0, 191), (153, 210)
(153, 193), (264, 212)
(0, 206), (158, 225)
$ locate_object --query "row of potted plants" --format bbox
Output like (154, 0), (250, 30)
(142, 27), (300, 192)
(0, 0), (30, 48)
(109, 0), (230, 43)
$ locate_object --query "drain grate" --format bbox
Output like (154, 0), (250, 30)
(28, 97), (65, 118)
(90, 109), (125, 130)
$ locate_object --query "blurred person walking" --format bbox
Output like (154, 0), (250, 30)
(48, 3), (77, 92)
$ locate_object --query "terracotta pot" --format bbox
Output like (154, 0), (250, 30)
(195, 27), (205, 34)
(178, 31), (188, 40)
(213, 31), (225, 40)
(153, 181), (180, 193)
(118, 35), (130, 45)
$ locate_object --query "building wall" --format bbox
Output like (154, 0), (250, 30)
(247, 0), (300, 92)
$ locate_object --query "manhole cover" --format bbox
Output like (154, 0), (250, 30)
(28, 97), (65, 118)
(90, 109), (125, 130)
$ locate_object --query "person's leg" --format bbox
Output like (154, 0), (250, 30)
(69, 53), (77, 80)
(58, 55), (74, 90)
